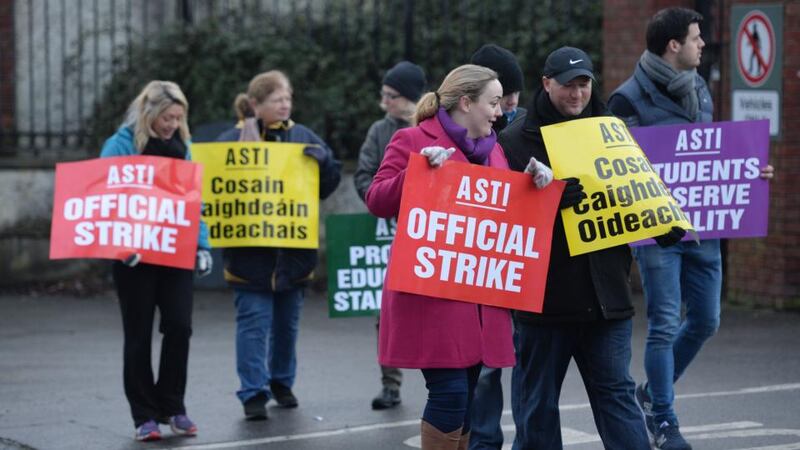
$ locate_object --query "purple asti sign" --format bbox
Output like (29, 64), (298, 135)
(630, 120), (770, 240)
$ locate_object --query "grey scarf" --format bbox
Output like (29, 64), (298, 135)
(639, 50), (698, 119)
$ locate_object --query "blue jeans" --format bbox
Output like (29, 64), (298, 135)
(421, 365), (482, 433)
(469, 367), (504, 450)
(633, 239), (721, 424)
(511, 319), (649, 450)
(234, 288), (304, 404)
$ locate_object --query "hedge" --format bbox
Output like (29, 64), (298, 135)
(86, 0), (602, 159)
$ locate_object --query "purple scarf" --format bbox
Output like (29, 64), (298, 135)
(436, 107), (496, 166)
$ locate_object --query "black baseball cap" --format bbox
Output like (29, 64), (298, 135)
(543, 47), (595, 84)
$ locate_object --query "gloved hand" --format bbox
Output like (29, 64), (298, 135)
(559, 177), (586, 209)
(759, 164), (774, 180)
(420, 146), (455, 167)
(303, 145), (327, 164)
(654, 226), (686, 248)
(122, 253), (141, 267)
(524, 157), (554, 189)
(141, 134), (187, 159)
(195, 249), (213, 277)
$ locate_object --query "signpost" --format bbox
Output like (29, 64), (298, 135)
(731, 4), (783, 138)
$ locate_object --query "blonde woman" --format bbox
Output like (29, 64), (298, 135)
(100, 80), (211, 441)
(365, 65), (552, 449)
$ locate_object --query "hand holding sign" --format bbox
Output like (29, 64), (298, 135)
(420, 146), (455, 167)
(654, 226), (687, 248)
(559, 178), (586, 210)
(195, 249), (213, 277)
(123, 253), (142, 267)
(303, 145), (327, 164)
(524, 157), (554, 189)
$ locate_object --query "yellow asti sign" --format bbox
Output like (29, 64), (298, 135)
(541, 117), (694, 256)
(191, 141), (319, 248)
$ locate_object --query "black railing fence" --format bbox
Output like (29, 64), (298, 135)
(0, 0), (603, 164)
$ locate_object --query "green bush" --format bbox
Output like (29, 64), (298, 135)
(86, 0), (602, 159)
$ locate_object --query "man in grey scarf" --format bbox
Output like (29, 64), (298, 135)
(609, 8), (709, 128)
(608, 8), (773, 450)
(609, 8), (712, 450)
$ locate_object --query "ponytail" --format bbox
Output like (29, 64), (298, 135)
(412, 64), (497, 126)
(233, 93), (254, 122)
(413, 92), (440, 125)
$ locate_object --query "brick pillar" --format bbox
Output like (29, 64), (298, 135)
(722, 0), (800, 308)
(602, 0), (693, 99)
(0, 0), (15, 135)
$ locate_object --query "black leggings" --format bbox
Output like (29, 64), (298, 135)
(113, 262), (194, 427)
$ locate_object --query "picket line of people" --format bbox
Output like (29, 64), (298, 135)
(99, 6), (775, 449)
(360, 7), (771, 450)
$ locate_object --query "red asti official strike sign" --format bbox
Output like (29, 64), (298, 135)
(50, 156), (203, 269)
(386, 153), (564, 313)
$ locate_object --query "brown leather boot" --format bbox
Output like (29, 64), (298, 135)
(457, 431), (471, 450)
(420, 420), (462, 450)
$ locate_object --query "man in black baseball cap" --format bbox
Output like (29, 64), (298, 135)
(540, 46), (597, 117)
(497, 46), (652, 449)
(543, 46), (596, 84)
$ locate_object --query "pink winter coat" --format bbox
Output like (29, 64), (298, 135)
(365, 115), (516, 369)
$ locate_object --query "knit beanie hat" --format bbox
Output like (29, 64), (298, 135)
(382, 61), (427, 102)
(470, 44), (524, 95)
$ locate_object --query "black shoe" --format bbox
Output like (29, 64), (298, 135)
(243, 392), (268, 421)
(371, 387), (401, 410)
(270, 382), (299, 408)
(654, 421), (692, 450)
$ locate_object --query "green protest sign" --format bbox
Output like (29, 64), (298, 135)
(326, 213), (395, 317)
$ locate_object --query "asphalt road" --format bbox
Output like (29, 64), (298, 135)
(1, 289), (799, 450)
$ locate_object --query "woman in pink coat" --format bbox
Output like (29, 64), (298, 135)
(366, 64), (553, 449)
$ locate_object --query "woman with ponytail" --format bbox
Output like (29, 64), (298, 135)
(216, 70), (341, 421)
(365, 64), (552, 449)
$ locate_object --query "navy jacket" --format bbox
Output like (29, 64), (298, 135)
(217, 120), (341, 292)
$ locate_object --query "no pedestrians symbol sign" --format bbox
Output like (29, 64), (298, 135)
(730, 4), (783, 138)
(736, 10), (775, 88)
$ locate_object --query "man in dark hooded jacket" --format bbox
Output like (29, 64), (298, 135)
(467, 43), (526, 450)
